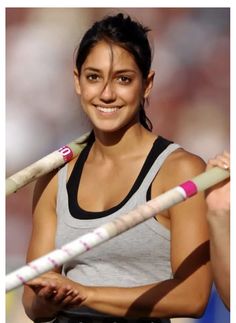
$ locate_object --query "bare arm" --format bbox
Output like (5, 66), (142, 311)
(22, 170), (83, 322)
(206, 151), (230, 310)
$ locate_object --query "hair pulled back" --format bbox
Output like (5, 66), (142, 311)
(75, 13), (153, 131)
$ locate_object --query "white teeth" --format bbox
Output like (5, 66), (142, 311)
(96, 106), (119, 113)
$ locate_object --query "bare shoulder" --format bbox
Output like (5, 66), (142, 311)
(158, 148), (206, 191)
(33, 154), (79, 208)
(33, 168), (59, 212)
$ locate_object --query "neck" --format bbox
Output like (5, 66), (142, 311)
(91, 123), (156, 161)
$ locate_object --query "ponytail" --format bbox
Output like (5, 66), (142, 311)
(139, 105), (153, 132)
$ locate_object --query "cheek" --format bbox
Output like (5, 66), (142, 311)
(119, 84), (143, 104)
(79, 84), (97, 101)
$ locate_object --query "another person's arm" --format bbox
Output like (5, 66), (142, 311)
(206, 151), (230, 310)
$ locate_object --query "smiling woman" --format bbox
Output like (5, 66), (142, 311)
(22, 13), (212, 323)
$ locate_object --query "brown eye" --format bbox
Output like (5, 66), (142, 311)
(117, 76), (131, 84)
(87, 74), (100, 81)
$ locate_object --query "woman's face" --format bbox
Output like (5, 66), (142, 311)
(74, 41), (153, 133)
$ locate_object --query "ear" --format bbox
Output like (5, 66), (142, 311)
(143, 70), (155, 99)
(73, 68), (81, 95)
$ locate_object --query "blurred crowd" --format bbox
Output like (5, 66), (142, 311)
(5, 8), (230, 323)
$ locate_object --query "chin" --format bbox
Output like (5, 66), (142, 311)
(95, 126), (122, 134)
(92, 120), (121, 131)
(92, 115), (138, 134)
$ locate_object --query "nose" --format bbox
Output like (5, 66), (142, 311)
(99, 81), (116, 102)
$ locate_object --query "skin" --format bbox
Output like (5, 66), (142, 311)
(22, 41), (212, 321)
(205, 151), (230, 310)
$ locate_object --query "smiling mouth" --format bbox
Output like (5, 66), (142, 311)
(95, 105), (121, 113)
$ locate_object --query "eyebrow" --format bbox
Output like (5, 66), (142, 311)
(83, 67), (100, 73)
(83, 67), (136, 74)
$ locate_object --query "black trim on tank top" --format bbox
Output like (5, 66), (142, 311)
(146, 184), (152, 201)
(67, 136), (173, 219)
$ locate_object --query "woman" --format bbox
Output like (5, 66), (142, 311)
(22, 13), (212, 323)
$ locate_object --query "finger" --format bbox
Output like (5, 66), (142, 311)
(52, 286), (73, 304)
(68, 292), (86, 305)
(37, 285), (58, 298)
(206, 159), (217, 170)
(25, 283), (44, 294)
(27, 277), (50, 287)
(26, 279), (50, 293)
(207, 153), (230, 171)
(59, 290), (80, 306)
(216, 155), (230, 170)
(44, 288), (58, 300)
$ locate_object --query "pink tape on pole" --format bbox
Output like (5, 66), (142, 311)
(179, 180), (198, 198)
(58, 145), (73, 162)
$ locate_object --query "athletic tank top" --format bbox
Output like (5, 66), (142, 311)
(55, 136), (180, 287)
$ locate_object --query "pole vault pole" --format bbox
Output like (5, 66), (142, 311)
(6, 166), (230, 292)
(6, 132), (89, 196)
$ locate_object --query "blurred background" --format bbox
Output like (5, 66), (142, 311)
(5, 7), (230, 323)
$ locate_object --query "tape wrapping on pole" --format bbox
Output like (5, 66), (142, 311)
(6, 166), (229, 292)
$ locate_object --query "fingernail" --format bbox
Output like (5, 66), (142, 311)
(223, 163), (229, 170)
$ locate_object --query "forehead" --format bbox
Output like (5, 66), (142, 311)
(82, 41), (139, 71)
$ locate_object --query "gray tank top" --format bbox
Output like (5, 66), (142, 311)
(55, 136), (180, 320)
